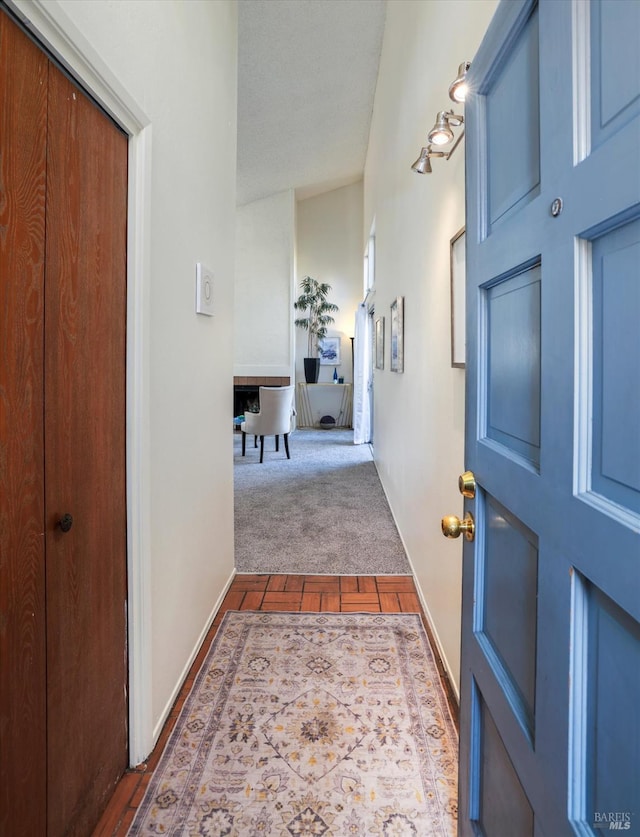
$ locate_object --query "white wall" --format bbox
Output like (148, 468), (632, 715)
(364, 0), (498, 693)
(45, 0), (238, 750)
(296, 182), (363, 387)
(235, 190), (295, 379)
(233, 182), (362, 425)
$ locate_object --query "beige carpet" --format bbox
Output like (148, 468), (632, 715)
(128, 612), (458, 836)
(234, 430), (411, 575)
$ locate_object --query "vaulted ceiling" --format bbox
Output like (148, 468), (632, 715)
(236, 0), (387, 206)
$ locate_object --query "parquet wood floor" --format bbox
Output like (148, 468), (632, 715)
(92, 574), (457, 836)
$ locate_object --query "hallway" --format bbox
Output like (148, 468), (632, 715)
(93, 573), (458, 835)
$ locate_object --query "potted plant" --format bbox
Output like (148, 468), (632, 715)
(294, 276), (339, 383)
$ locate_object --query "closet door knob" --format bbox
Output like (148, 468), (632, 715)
(57, 513), (73, 533)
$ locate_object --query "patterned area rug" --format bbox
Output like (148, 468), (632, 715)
(128, 612), (458, 836)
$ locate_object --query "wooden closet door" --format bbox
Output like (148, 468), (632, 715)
(0, 12), (48, 836)
(44, 66), (128, 835)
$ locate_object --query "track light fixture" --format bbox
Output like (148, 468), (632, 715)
(410, 61), (470, 174)
(448, 61), (471, 103)
(428, 110), (464, 146)
(410, 147), (432, 174)
(410, 146), (446, 175)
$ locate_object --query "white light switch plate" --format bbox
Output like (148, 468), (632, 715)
(196, 263), (215, 316)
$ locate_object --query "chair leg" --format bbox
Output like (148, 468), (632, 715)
(242, 431), (246, 456)
(254, 434), (258, 448)
(259, 435), (265, 463)
(275, 435), (280, 452)
(284, 433), (290, 459)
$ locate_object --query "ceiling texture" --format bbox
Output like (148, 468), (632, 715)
(236, 0), (387, 206)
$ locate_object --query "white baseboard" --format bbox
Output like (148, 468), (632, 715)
(371, 460), (460, 703)
(151, 568), (237, 747)
(411, 572), (460, 703)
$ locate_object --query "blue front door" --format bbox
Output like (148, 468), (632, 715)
(459, 1), (640, 834)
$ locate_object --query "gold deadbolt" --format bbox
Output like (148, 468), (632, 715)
(441, 512), (475, 541)
(458, 470), (476, 498)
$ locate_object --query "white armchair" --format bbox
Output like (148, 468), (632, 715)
(241, 386), (295, 463)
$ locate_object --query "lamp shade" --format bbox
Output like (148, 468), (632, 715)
(428, 111), (454, 145)
(411, 147), (432, 174)
(449, 61), (471, 103)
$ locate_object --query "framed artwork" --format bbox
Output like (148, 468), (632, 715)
(450, 227), (466, 368)
(390, 296), (404, 373)
(375, 316), (384, 370)
(318, 336), (341, 365)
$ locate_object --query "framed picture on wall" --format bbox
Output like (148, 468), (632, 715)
(450, 227), (466, 368)
(318, 336), (341, 365)
(375, 316), (384, 369)
(390, 297), (404, 373)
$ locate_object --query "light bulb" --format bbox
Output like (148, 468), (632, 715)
(428, 112), (454, 146)
(449, 61), (471, 103)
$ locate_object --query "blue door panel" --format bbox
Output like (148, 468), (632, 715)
(569, 574), (640, 831)
(591, 216), (640, 513)
(485, 263), (541, 467)
(474, 686), (535, 836)
(460, 0), (640, 834)
(592, 0), (640, 148)
(478, 495), (538, 738)
(486, 5), (540, 231)
(587, 587), (640, 824)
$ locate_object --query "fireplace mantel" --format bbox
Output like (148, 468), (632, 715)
(233, 376), (290, 387)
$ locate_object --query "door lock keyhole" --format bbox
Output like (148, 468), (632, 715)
(550, 197), (563, 217)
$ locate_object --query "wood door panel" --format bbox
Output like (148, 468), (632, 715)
(0, 12), (48, 836)
(44, 67), (128, 836)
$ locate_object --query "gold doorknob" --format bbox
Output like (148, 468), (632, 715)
(441, 512), (475, 541)
(458, 470), (476, 498)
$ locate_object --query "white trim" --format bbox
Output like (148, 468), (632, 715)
(365, 229), (376, 296)
(126, 127), (153, 765)
(573, 236), (592, 500)
(7, 0), (154, 765)
(572, 0), (591, 166)
(413, 572), (461, 703)
(567, 569), (589, 831)
(152, 570), (237, 743)
(5, 0), (148, 129)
